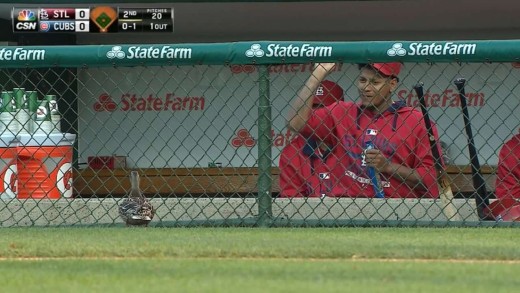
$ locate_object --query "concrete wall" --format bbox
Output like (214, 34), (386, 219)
(0, 198), (480, 227)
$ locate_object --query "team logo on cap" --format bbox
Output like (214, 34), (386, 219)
(315, 86), (325, 96)
(387, 43), (407, 57)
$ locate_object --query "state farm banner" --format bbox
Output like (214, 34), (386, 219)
(77, 63), (520, 168)
(5, 40), (520, 68)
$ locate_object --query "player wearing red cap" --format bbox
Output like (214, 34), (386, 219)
(279, 80), (344, 197)
(287, 63), (440, 198)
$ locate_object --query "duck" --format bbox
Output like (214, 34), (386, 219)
(119, 171), (154, 226)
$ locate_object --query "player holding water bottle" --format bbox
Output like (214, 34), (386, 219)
(287, 62), (441, 198)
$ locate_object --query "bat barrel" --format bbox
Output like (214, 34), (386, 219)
(453, 78), (490, 220)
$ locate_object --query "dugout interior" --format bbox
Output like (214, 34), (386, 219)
(0, 0), (518, 202)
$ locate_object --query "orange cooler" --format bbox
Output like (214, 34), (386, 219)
(17, 133), (76, 199)
(0, 134), (17, 199)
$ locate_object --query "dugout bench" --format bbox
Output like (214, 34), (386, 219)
(73, 165), (497, 198)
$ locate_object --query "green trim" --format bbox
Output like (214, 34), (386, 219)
(0, 40), (519, 68)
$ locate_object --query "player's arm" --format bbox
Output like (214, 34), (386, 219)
(366, 150), (425, 187)
(385, 162), (427, 189)
(365, 121), (439, 195)
(278, 144), (307, 197)
(287, 63), (335, 133)
(379, 121), (440, 196)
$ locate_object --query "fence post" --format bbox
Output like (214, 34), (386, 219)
(257, 65), (273, 227)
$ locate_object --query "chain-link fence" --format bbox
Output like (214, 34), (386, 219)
(0, 41), (519, 227)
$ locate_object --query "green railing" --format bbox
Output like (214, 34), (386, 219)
(2, 40), (520, 68)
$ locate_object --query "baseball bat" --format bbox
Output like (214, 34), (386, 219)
(453, 78), (490, 220)
(413, 83), (460, 221)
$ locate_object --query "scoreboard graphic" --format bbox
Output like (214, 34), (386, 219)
(12, 7), (174, 33)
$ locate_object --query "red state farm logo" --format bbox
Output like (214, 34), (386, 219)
(94, 94), (117, 112)
(231, 128), (295, 148)
(231, 129), (256, 147)
(229, 63), (343, 74)
(397, 89), (485, 107)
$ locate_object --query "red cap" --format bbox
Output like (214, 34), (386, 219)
(371, 63), (402, 78)
(313, 80), (344, 106)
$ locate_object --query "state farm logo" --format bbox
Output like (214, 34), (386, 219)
(93, 93), (205, 112)
(105, 45), (192, 60)
(230, 63), (343, 74)
(0, 48), (45, 61)
(94, 94), (117, 112)
(231, 129), (256, 147)
(387, 42), (477, 57)
(231, 128), (295, 148)
(387, 43), (407, 57)
(106, 46), (125, 59)
(245, 43), (332, 58)
(245, 44), (265, 58)
(398, 89), (485, 107)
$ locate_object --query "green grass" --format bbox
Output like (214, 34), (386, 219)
(1, 227), (520, 292)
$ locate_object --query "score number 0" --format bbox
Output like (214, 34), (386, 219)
(75, 8), (90, 32)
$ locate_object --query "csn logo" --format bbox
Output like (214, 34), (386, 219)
(14, 9), (37, 31)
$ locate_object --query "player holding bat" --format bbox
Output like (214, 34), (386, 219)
(287, 63), (440, 198)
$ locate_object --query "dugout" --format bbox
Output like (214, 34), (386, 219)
(0, 0), (518, 201)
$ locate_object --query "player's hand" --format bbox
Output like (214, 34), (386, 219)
(312, 63), (336, 77)
(364, 149), (390, 172)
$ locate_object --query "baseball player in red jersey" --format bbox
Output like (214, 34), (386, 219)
(483, 129), (520, 221)
(287, 63), (440, 198)
(279, 80), (344, 197)
(495, 129), (520, 199)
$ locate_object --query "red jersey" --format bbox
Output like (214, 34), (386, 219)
(279, 135), (345, 197)
(301, 100), (440, 198)
(495, 132), (520, 199)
